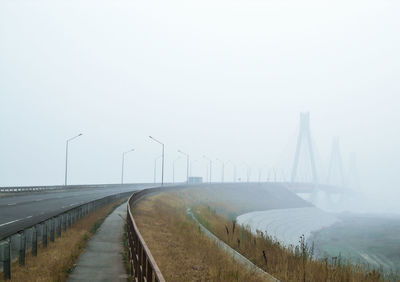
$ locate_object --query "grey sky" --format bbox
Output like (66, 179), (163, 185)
(0, 0), (399, 211)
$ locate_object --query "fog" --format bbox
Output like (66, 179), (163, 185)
(1, 0), (399, 213)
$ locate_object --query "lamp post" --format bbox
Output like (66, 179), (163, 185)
(178, 150), (189, 183)
(149, 136), (165, 186)
(216, 158), (225, 183)
(203, 155), (212, 183)
(121, 148), (135, 184)
(65, 133), (83, 186)
(172, 156), (181, 183)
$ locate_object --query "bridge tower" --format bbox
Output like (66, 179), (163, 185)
(327, 137), (345, 187)
(291, 112), (318, 184)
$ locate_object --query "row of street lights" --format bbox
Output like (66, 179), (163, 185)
(64, 133), (284, 186)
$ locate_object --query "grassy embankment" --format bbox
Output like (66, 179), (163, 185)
(193, 205), (386, 282)
(0, 199), (126, 282)
(133, 192), (270, 282)
(134, 187), (390, 282)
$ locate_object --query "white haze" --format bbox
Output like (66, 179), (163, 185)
(0, 0), (399, 213)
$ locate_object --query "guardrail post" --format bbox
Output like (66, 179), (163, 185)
(0, 240), (11, 280)
(63, 214), (67, 232)
(18, 232), (26, 266)
(74, 209), (77, 223)
(69, 211), (73, 226)
(43, 222), (48, 248)
(32, 226), (38, 256)
(66, 213), (70, 228)
(139, 243), (143, 282)
(50, 219), (55, 242)
(146, 257), (153, 281)
(57, 216), (62, 238)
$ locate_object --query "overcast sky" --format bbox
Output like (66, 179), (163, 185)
(1, 0), (399, 211)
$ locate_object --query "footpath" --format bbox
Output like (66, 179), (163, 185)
(68, 203), (128, 282)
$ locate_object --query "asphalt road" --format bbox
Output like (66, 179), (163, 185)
(0, 183), (158, 240)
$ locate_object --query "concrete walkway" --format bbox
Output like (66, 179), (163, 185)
(68, 203), (128, 282)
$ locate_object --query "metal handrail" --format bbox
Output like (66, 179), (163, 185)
(0, 183), (151, 193)
(126, 187), (171, 282)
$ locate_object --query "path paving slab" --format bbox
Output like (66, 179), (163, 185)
(68, 203), (128, 282)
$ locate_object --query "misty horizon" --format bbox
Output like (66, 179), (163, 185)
(1, 0), (399, 214)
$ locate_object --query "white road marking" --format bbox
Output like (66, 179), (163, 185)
(25, 215), (33, 219)
(7, 203), (17, 206)
(0, 218), (22, 227)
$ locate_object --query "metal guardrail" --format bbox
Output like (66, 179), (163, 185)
(127, 187), (185, 282)
(0, 183), (136, 193)
(127, 188), (166, 282)
(0, 191), (132, 280)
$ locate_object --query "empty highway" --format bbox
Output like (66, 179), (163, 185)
(0, 184), (158, 240)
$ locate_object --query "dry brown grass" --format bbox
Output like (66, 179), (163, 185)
(133, 192), (270, 282)
(194, 205), (385, 282)
(0, 199), (125, 282)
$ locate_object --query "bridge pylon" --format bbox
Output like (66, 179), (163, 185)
(327, 137), (345, 187)
(291, 112), (318, 185)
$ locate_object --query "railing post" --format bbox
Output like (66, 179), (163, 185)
(134, 232), (139, 279)
(147, 257), (153, 282)
(18, 232), (26, 266)
(0, 240), (11, 280)
(42, 222), (48, 248)
(139, 243), (144, 281)
(32, 226), (38, 256)
(63, 214), (67, 232)
(50, 219), (55, 242)
(57, 216), (62, 238)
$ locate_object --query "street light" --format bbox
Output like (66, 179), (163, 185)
(121, 148), (135, 184)
(65, 133), (83, 186)
(203, 155), (212, 183)
(172, 156), (181, 184)
(149, 136), (165, 186)
(178, 150), (189, 183)
(216, 158), (225, 183)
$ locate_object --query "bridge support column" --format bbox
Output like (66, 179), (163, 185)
(291, 112), (318, 184)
